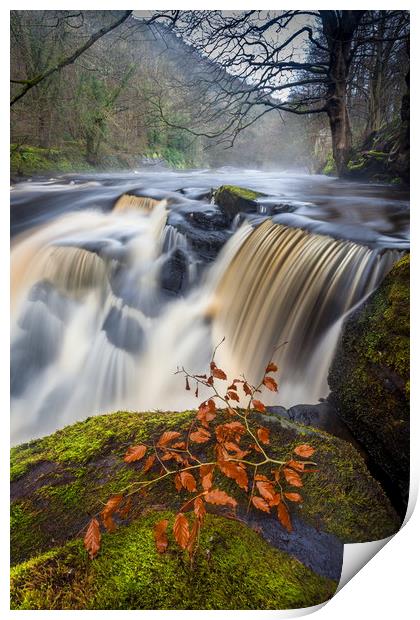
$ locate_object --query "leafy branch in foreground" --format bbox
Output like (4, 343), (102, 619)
(83, 345), (316, 562)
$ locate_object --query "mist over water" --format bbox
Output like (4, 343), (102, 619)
(11, 168), (409, 444)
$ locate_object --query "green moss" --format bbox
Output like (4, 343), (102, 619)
(329, 254), (410, 510)
(10, 512), (337, 610)
(214, 185), (264, 202)
(322, 152), (337, 176)
(10, 144), (95, 177)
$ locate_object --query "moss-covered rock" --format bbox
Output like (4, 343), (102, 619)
(213, 185), (265, 220)
(328, 254), (409, 514)
(10, 511), (337, 610)
(11, 408), (399, 571)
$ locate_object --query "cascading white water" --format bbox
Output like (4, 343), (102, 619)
(10, 204), (402, 444)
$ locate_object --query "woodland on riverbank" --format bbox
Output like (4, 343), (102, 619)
(11, 10), (409, 181)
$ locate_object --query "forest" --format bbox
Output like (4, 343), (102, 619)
(11, 10), (409, 180)
(10, 10), (409, 612)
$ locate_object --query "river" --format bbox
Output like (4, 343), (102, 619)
(10, 168), (409, 444)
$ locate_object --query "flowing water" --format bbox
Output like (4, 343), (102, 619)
(10, 168), (409, 444)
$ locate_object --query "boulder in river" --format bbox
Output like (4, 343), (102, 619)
(213, 185), (266, 221)
(11, 409), (400, 609)
(328, 254), (409, 514)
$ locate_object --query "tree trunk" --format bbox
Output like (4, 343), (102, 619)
(321, 11), (366, 176)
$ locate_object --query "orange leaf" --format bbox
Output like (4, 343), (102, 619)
(251, 496), (271, 513)
(227, 391), (240, 402)
(213, 367), (227, 380)
(180, 471), (197, 492)
(186, 517), (200, 557)
(243, 382), (252, 396)
(124, 444), (147, 463)
(284, 492), (303, 503)
(277, 500), (292, 532)
(255, 474), (270, 482)
(284, 467), (303, 487)
(174, 473), (182, 491)
(293, 444), (315, 458)
(200, 464), (214, 491)
(157, 431), (182, 448)
(154, 519), (169, 554)
(173, 513), (190, 550)
(190, 427), (211, 444)
(288, 459), (306, 472)
(250, 442), (263, 453)
(256, 481), (276, 502)
(252, 400), (266, 412)
(194, 497), (206, 523)
(101, 495), (123, 519)
(257, 426), (270, 445)
(227, 383), (237, 391)
(84, 518), (101, 560)
(265, 362), (278, 373)
(205, 489), (238, 508)
(143, 455), (156, 473)
(263, 376), (278, 392)
(218, 460), (248, 491)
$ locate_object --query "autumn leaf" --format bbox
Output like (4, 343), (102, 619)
(186, 517), (200, 557)
(118, 497), (132, 519)
(277, 500), (292, 532)
(287, 459), (307, 472)
(205, 489), (238, 508)
(218, 459), (248, 491)
(284, 492), (303, 503)
(256, 481), (276, 502)
(252, 496), (271, 513)
(293, 444), (315, 458)
(157, 431), (182, 448)
(283, 467), (303, 487)
(252, 399), (266, 412)
(265, 362), (278, 373)
(243, 382), (252, 396)
(213, 367), (227, 380)
(124, 444), (147, 463)
(143, 454), (156, 473)
(200, 464), (214, 491)
(185, 377), (190, 391)
(227, 383), (237, 391)
(194, 497), (206, 523)
(180, 471), (197, 492)
(227, 390), (240, 402)
(154, 519), (169, 554)
(101, 495), (123, 532)
(263, 376), (278, 392)
(174, 473), (182, 492)
(190, 427), (211, 444)
(84, 518), (101, 560)
(257, 427), (270, 445)
(173, 513), (190, 550)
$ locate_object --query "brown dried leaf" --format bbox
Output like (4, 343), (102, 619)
(243, 382), (253, 396)
(257, 427), (270, 445)
(284, 492), (303, 503)
(293, 444), (315, 458)
(179, 470), (197, 492)
(124, 444), (147, 463)
(227, 391), (240, 402)
(174, 473), (182, 492)
(190, 427), (211, 444)
(117, 497), (132, 519)
(265, 362), (278, 373)
(251, 496), (271, 513)
(186, 517), (200, 557)
(157, 431), (182, 448)
(213, 367), (227, 380)
(173, 513), (190, 550)
(252, 399), (266, 412)
(205, 489), (238, 508)
(84, 518), (101, 560)
(194, 497), (206, 523)
(277, 500), (292, 532)
(154, 519), (169, 554)
(288, 459), (306, 472)
(218, 460), (248, 491)
(143, 454), (156, 473)
(284, 467), (303, 487)
(256, 481), (276, 502)
(263, 376), (278, 392)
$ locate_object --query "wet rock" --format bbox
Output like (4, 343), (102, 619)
(213, 185), (266, 221)
(160, 248), (190, 295)
(328, 254), (409, 515)
(102, 306), (144, 354)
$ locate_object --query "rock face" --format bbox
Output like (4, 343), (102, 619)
(328, 255), (409, 514)
(213, 185), (265, 221)
(10, 408), (400, 609)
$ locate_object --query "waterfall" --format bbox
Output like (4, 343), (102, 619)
(10, 209), (402, 444)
